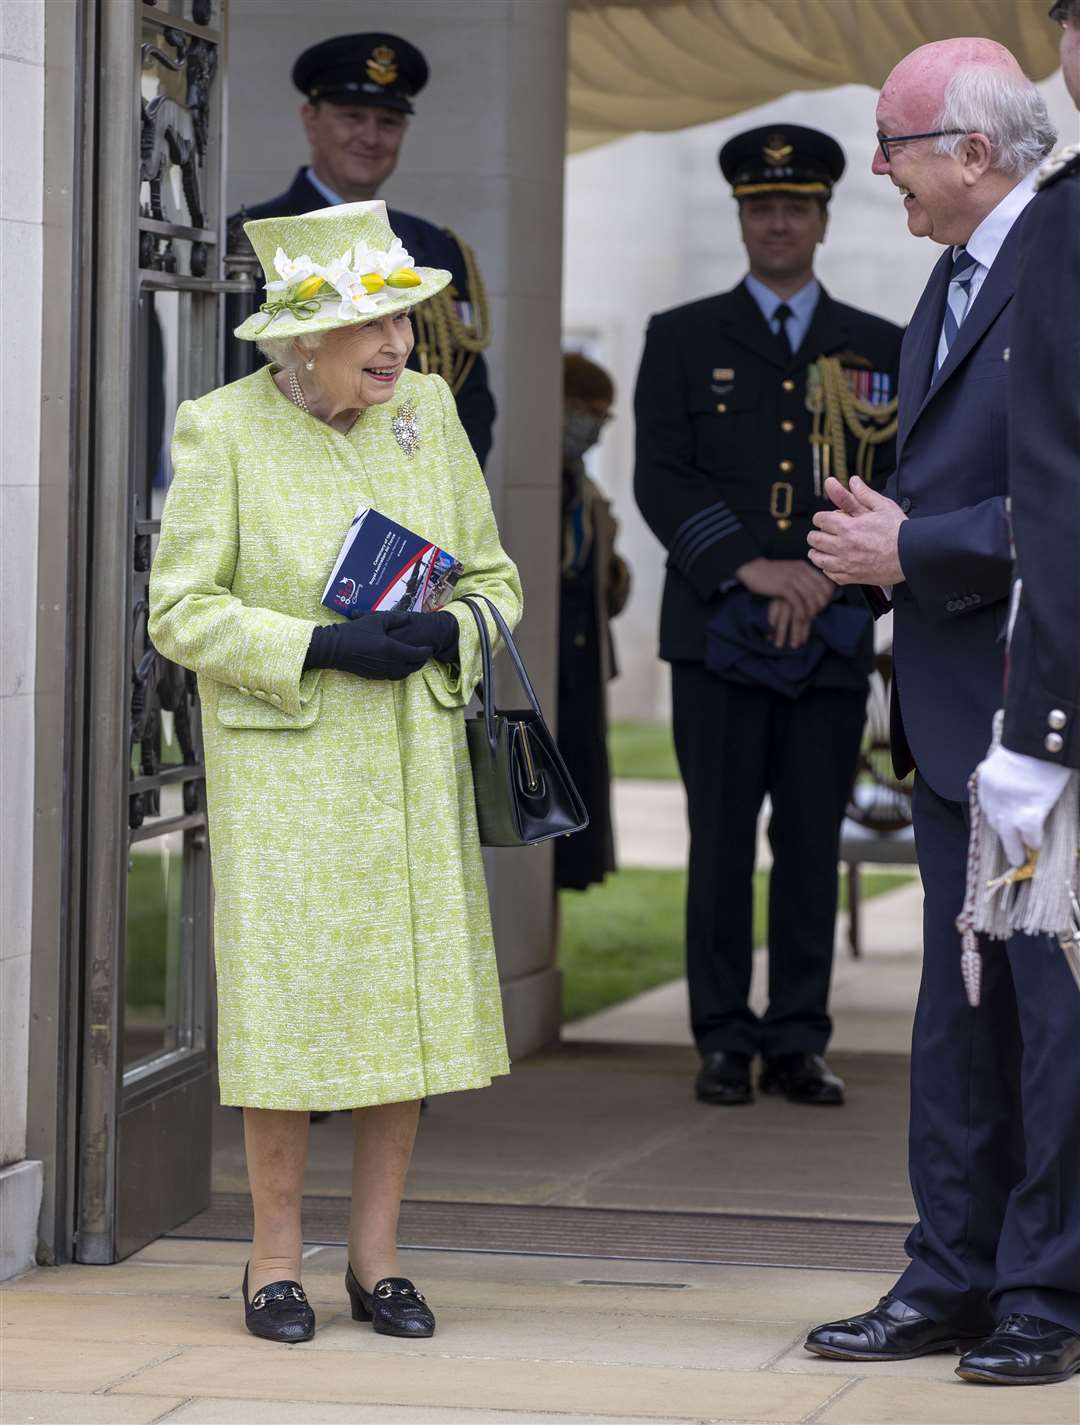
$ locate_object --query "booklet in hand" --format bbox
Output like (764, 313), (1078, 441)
(322, 506), (463, 617)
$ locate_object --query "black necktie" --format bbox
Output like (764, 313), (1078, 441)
(774, 302), (794, 358)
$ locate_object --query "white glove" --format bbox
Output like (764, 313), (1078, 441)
(977, 744), (1072, 867)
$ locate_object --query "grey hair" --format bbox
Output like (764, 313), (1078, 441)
(933, 67), (1057, 175)
(254, 331), (324, 368)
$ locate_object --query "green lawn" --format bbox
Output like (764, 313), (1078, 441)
(126, 852), (182, 1016)
(608, 721), (679, 781)
(559, 866), (912, 1023)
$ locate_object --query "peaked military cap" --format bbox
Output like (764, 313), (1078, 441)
(719, 125), (846, 199)
(292, 32), (429, 114)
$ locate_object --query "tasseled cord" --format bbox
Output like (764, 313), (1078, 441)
(958, 710), (1080, 1006)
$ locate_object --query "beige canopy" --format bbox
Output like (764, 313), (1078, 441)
(568, 0), (1063, 151)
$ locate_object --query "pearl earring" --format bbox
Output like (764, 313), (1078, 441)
(304, 358), (316, 371)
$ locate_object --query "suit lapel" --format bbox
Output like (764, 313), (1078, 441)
(286, 168), (330, 213)
(906, 214), (1027, 436)
(897, 248), (951, 455)
(717, 282), (787, 371)
(792, 286), (849, 365)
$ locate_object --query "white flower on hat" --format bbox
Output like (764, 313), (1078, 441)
(334, 280), (382, 321)
(265, 246), (320, 293)
(364, 236), (415, 279)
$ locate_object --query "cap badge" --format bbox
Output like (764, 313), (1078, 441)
(763, 134), (793, 166)
(366, 45), (398, 87)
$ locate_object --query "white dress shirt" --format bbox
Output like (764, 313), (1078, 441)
(954, 167), (1039, 309)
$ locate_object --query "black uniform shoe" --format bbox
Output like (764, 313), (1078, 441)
(804, 1294), (985, 1361)
(760, 1052), (845, 1105)
(695, 1051), (753, 1105)
(956, 1314), (1080, 1385)
(345, 1264), (435, 1337)
(242, 1264), (315, 1343)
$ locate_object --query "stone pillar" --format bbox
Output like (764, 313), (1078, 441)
(227, 0), (569, 1055)
(0, 0), (45, 1280)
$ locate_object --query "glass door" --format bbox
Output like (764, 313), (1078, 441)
(76, 0), (240, 1263)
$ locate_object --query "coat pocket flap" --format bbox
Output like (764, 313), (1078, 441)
(216, 682), (322, 730)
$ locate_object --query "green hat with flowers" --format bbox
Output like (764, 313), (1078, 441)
(233, 199), (452, 342)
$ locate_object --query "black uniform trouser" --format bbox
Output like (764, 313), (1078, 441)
(895, 775), (1080, 1334)
(671, 663), (866, 1059)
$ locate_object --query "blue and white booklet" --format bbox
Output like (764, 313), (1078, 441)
(322, 506), (463, 618)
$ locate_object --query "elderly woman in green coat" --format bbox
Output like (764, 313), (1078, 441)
(149, 201), (522, 1344)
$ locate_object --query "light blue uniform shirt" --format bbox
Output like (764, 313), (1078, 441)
(744, 274), (820, 353)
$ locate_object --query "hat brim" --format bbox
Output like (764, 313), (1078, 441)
(233, 266), (452, 342)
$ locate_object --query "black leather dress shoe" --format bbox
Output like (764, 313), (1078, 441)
(242, 1264), (315, 1343)
(956, 1314), (1080, 1385)
(805, 1294), (984, 1361)
(760, 1053), (845, 1105)
(695, 1051), (753, 1105)
(345, 1264), (435, 1337)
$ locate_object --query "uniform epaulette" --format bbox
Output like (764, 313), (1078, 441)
(1035, 142), (1080, 191)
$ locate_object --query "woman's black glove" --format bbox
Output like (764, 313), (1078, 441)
(303, 612), (432, 681)
(383, 610), (460, 664)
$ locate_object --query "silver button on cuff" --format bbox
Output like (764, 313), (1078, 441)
(1048, 709), (1067, 731)
(1045, 732), (1064, 754)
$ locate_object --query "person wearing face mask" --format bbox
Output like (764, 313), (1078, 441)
(634, 128), (903, 1111)
(556, 354), (631, 893)
(226, 32), (495, 469)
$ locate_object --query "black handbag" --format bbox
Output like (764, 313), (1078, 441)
(461, 595), (589, 848)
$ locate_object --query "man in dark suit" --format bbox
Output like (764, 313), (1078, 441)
(977, 1), (1080, 867)
(804, 37), (1080, 1387)
(227, 33), (496, 467)
(634, 127), (903, 1109)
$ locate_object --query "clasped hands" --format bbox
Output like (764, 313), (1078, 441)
(736, 557), (834, 648)
(305, 609), (459, 681)
(807, 476), (907, 587)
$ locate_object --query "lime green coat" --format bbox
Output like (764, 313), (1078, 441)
(149, 368), (522, 1110)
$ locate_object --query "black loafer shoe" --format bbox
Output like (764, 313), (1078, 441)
(761, 1052), (845, 1105)
(242, 1264), (315, 1343)
(956, 1314), (1080, 1385)
(346, 1264), (435, 1337)
(695, 1051), (753, 1105)
(805, 1294), (985, 1361)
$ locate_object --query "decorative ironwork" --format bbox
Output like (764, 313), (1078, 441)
(140, 29), (218, 274)
(129, 599), (201, 829)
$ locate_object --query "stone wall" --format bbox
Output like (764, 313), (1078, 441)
(0, 0), (45, 1280)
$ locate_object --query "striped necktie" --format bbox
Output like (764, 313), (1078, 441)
(934, 246), (979, 374)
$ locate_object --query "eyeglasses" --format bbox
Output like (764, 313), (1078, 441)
(875, 129), (968, 162)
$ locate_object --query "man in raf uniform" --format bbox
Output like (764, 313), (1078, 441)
(634, 126), (903, 1108)
(227, 32), (496, 467)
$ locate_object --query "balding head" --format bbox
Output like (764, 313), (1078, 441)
(880, 39), (1026, 130)
(873, 38), (1054, 245)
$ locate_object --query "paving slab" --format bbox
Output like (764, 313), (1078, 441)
(0, 1336), (180, 1394)
(164, 1404), (713, 1425)
(818, 1373), (1080, 1424)
(112, 1347), (845, 1422)
(0, 1392), (185, 1424)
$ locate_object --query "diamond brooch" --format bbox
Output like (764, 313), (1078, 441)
(392, 399), (420, 457)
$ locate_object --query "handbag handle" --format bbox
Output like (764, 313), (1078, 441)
(460, 595), (544, 753)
